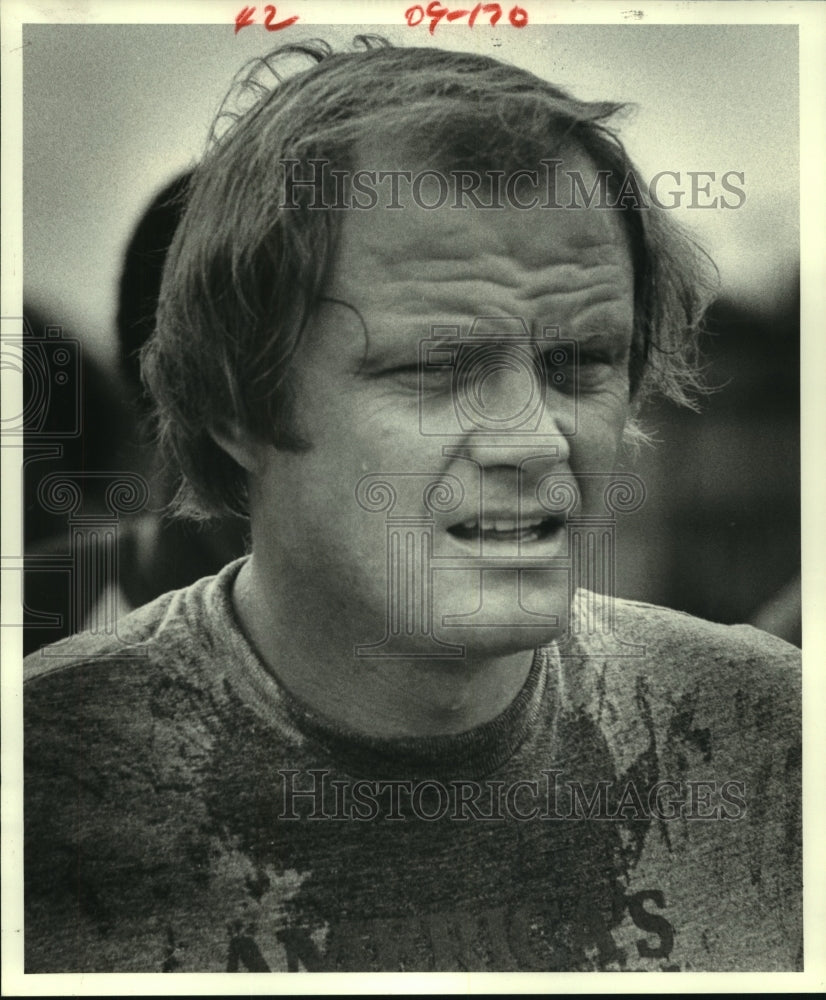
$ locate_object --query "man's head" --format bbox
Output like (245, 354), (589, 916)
(227, 153), (637, 656)
(142, 37), (715, 526)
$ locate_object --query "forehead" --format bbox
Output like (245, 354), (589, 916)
(322, 149), (634, 352)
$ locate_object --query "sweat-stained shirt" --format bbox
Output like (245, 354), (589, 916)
(24, 558), (802, 973)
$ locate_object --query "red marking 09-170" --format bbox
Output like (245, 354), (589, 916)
(404, 2), (529, 33)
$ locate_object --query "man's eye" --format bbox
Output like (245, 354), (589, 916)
(542, 349), (617, 392)
(379, 365), (449, 389)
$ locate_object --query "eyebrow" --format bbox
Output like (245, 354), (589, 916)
(347, 308), (633, 364)
(422, 326), (632, 351)
(357, 328), (631, 371)
(569, 328), (631, 352)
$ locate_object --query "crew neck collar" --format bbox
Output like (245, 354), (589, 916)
(203, 558), (558, 781)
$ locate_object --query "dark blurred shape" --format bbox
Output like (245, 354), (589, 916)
(116, 171), (191, 414)
(617, 274), (800, 642)
(23, 308), (132, 547)
(22, 308), (137, 655)
(113, 171), (249, 611)
(24, 172), (248, 656)
(750, 576), (801, 648)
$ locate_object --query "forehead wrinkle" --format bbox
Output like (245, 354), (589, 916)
(334, 208), (632, 307)
(356, 270), (632, 329)
(516, 281), (630, 312)
(376, 241), (627, 277)
(353, 252), (630, 292)
(368, 249), (632, 310)
(329, 203), (634, 357)
(353, 285), (631, 355)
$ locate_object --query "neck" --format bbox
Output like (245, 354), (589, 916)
(231, 556), (536, 738)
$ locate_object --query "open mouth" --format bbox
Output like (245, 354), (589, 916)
(447, 516), (564, 544)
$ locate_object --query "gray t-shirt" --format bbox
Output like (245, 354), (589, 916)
(24, 558), (801, 972)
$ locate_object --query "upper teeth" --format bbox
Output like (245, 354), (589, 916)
(460, 518), (546, 531)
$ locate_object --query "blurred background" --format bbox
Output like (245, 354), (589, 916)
(20, 22), (800, 650)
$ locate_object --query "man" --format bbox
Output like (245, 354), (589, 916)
(25, 38), (801, 973)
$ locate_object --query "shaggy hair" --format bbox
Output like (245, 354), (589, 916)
(141, 36), (717, 520)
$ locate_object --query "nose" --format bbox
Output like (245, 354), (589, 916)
(452, 343), (573, 465)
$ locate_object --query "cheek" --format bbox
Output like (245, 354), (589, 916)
(349, 398), (443, 470)
(571, 392), (629, 456)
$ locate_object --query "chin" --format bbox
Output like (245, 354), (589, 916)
(352, 567), (569, 663)
(436, 622), (566, 663)
(430, 567), (570, 660)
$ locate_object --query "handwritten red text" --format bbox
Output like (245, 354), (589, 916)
(235, 5), (299, 34)
(405, 2), (528, 33)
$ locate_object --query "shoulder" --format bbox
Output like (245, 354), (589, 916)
(25, 557), (248, 688)
(23, 562), (251, 970)
(566, 592), (800, 759)
(25, 589), (171, 687)
(24, 561), (249, 789)
(614, 594), (799, 694)
(577, 590), (799, 684)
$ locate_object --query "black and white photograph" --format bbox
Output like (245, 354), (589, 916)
(2, 0), (824, 992)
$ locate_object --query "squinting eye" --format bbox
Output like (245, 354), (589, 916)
(542, 348), (620, 395)
(542, 348), (575, 389)
(378, 365), (451, 391)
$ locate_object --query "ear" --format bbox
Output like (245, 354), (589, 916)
(209, 423), (266, 475)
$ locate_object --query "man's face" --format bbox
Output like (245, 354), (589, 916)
(248, 154), (634, 660)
